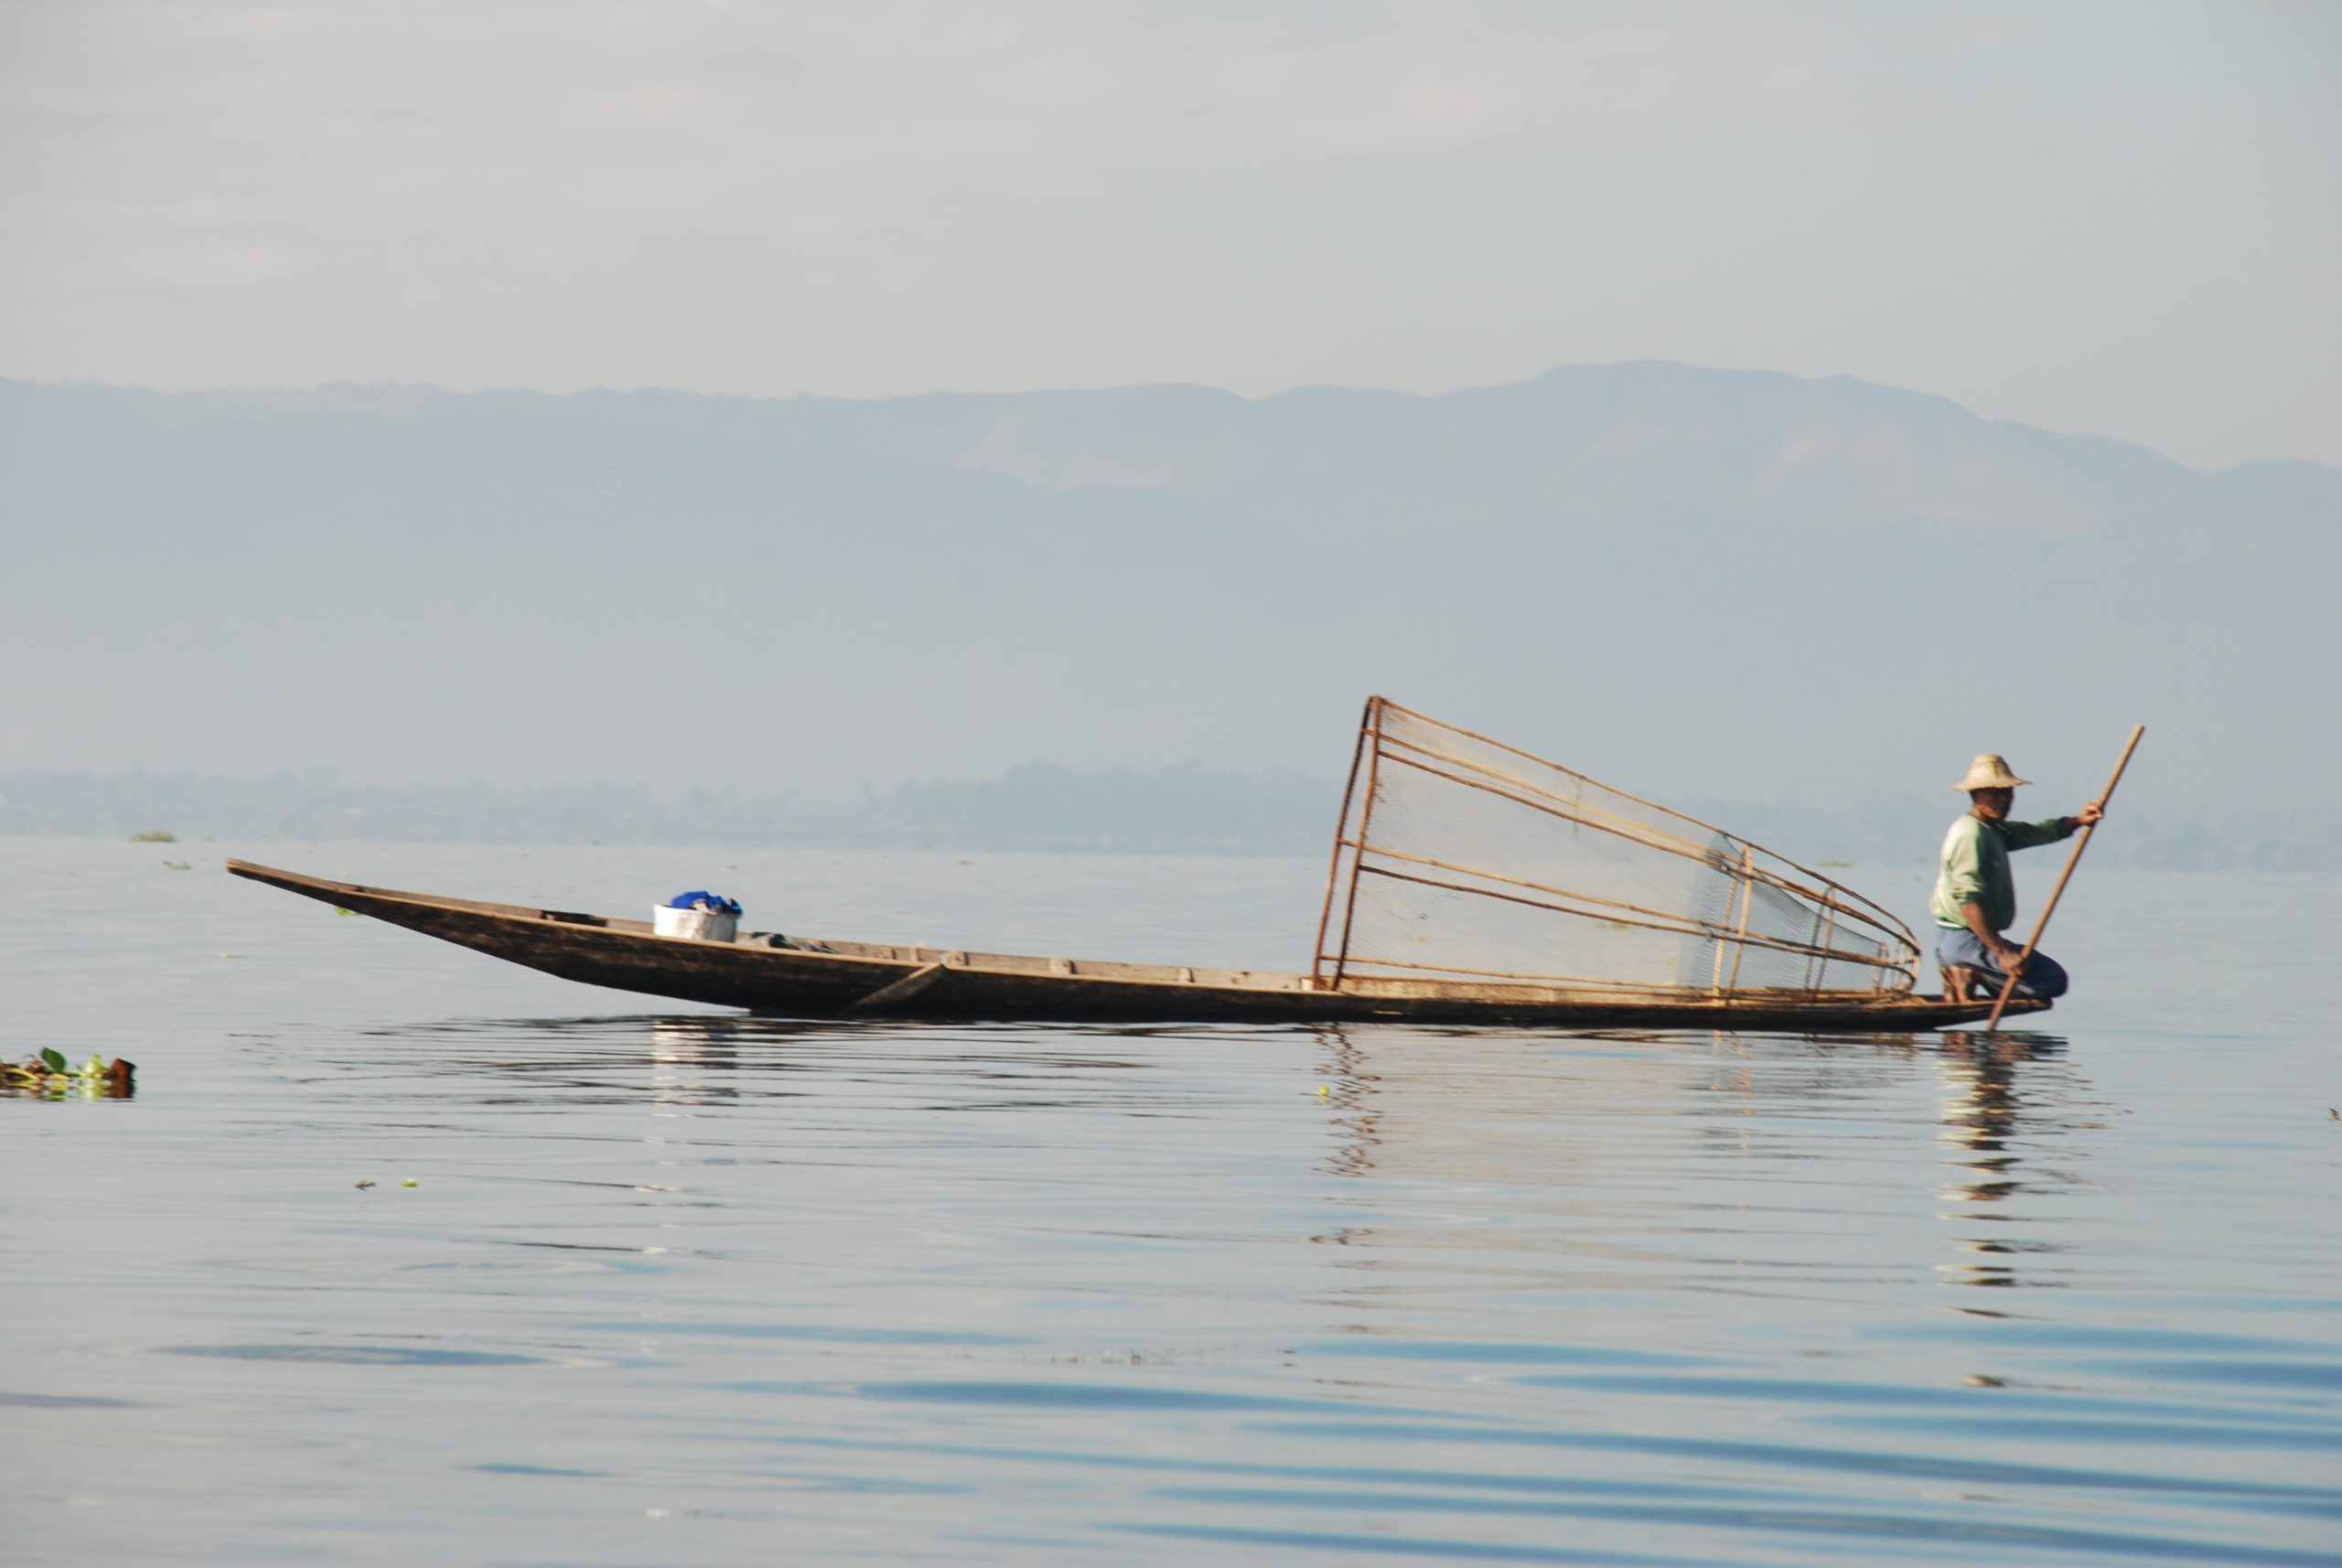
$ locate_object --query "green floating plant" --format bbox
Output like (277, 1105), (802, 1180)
(5, 1049), (135, 1101)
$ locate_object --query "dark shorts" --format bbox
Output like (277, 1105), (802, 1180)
(1935, 928), (2069, 999)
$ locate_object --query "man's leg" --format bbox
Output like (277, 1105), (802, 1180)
(1939, 928), (2069, 1000)
(1936, 929), (1976, 1000)
(2013, 949), (2069, 999)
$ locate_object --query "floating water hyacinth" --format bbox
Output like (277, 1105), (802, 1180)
(2, 1050), (136, 1100)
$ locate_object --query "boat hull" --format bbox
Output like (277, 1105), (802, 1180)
(225, 860), (2047, 1031)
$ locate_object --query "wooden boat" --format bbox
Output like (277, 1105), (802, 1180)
(223, 858), (2036, 1029)
(227, 700), (2047, 1031)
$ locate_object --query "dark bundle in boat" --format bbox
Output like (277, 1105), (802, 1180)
(230, 698), (2040, 1029)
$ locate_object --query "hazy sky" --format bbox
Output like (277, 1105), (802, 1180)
(2, 1), (2337, 470)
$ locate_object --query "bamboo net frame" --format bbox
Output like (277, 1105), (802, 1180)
(1312, 698), (1920, 998)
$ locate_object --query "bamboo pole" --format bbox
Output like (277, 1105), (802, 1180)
(1363, 843), (1896, 960)
(1329, 697), (1387, 989)
(1310, 700), (1374, 986)
(1983, 725), (2146, 1030)
(1354, 861), (1908, 972)
(1725, 843), (1757, 993)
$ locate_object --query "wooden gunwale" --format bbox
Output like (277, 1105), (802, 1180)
(224, 858), (2042, 1031)
(1316, 952), (1831, 994)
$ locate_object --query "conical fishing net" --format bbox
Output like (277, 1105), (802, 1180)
(1313, 700), (1918, 997)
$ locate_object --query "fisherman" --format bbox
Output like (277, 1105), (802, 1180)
(1932, 754), (2104, 1001)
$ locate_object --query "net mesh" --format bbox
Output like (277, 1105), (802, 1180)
(1315, 701), (1918, 998)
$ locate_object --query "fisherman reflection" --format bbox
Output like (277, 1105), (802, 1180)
(1935, 1033), (2069, 1289)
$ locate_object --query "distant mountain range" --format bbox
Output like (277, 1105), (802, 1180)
(4, 364), (2335, 822)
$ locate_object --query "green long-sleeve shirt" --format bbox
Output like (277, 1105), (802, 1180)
(1930, 813), (2078, 932)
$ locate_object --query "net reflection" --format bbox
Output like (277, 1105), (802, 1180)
(1308, 1025), (1991, 1182)
(1302, 1024), (2104, 1307)
(1933, 1032), (2087, 1290)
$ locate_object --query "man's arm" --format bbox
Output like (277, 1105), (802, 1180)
(2004, 800), (2108, 849)
(1966, 800), (2106, 974)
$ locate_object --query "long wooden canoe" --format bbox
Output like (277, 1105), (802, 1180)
(225, 859), (2044, 1030)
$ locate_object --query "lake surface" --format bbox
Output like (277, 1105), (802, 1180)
(5, 838), (2337, 1566)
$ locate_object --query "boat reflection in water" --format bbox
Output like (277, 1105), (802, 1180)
(650, 1018), (745, 1108)
(362, 1009), (2105, 1306)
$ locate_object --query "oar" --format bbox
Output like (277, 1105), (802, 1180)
(1984, 725), (2146, 1030)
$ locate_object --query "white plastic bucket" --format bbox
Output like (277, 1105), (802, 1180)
(653, 905), (737, 942)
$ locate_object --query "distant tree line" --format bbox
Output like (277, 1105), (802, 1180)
(1685, 796), (2341, 875)
(0, 764), (1335, 855)
(2, 767), (2333, 870)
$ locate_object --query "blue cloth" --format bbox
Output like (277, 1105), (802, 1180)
(1935, 927), (2068, 999)
(666, 890), (741, 917)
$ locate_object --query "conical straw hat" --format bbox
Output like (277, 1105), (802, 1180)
(1949, 753), (2034, 791)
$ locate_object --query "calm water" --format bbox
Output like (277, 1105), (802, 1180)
(4, 838), (2337, 1567)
